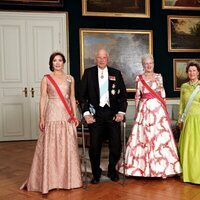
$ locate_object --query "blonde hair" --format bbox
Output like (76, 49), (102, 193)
(141, 54), (154, 64)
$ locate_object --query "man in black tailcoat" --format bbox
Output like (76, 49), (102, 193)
(79, 48), (127, 184)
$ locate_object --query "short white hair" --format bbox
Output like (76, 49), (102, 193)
(141, 54), (154, 64)
(96, 48), (109, 57)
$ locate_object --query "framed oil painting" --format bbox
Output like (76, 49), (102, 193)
(0, 0), (63, 7)
(82, 0), (150, 18)
(168, 16), (200, 52)
(162, 0), (200, 10)
(173, 58), (200, 91)
(79, 28), (153, 92)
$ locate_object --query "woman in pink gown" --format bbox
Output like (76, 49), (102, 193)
(20, 52), (82, 194)
(118, 54), (181, 178)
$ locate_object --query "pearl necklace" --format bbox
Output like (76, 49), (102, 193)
(144, 72), (153, 76)
(144, 72), (154, 81)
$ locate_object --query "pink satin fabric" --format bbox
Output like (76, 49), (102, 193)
(142, 92), (161, 99)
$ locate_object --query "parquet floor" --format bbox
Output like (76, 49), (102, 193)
(0, 141), (200, 200)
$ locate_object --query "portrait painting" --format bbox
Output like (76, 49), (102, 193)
(82, 0), (150, 18)
(168, 16), (200, 52)
(0, 0), (63, 6)
(163, 0), (200, 10)
(79, 29), (153, 92)
(173, 58), (200, 91)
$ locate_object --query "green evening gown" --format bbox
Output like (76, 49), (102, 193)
(178, 81), (200, 184)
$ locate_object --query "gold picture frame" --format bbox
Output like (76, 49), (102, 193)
(168, 15), (200, 52)
(0, 0), (63, 7)
(79, 28), (153, 92)
(162, 0), (200, 10)
(173, 58), (200, 91)
(82, 0), (150, 18)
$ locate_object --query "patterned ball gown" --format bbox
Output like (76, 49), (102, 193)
(178, 81), (200, 184)
(118, 74), (181, 177)
(20, 75), (82, 194)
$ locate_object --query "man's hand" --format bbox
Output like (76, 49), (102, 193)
(84, 114), (96, 124)
(113, 113), (124, 122)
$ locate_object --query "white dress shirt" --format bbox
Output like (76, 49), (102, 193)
(98, 67), (110, 107)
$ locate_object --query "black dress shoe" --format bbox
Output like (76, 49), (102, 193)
(90, 168), (102, 184)
(90, 177), (100, 184)
(107, 172), (119, 182)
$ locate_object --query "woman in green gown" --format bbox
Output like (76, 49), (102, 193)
(178, 60), (200, 184)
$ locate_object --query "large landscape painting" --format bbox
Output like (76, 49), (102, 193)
(80, 29), (153, 91)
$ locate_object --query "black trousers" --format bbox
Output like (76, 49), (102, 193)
(88, 105), (122, 178)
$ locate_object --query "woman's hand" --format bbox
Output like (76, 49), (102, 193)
(177, 122), (182, 130)
(74, 118), (79, 127)
(39, 118), (45, 132)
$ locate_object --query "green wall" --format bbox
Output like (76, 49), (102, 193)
(1, 1), (199, 99)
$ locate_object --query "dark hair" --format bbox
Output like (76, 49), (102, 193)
(186, 60), (200, 73)
(49, 52), (66, 72)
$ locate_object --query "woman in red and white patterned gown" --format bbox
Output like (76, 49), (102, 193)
(118, 54), (181, 178)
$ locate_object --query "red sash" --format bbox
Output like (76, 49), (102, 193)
(139, 75), (171, 125)
(46, 74), (77, 123)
